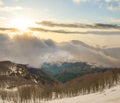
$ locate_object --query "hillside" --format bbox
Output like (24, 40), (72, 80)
(0, 61), (60, 102)
(45, 84), (120, 103)
(62, 68), (120, 95)
(0, 61), (58, 88)
(41, 62), (110, 83)
(0, 61), (120, 103)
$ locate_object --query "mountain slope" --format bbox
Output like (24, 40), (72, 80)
(63, 68), (120, 94)
(0, 61), (59, 89)
(41, 62), (110, 83)
(0, 61), (120, 103)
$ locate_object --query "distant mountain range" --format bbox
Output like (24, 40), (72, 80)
(41, 62), (110, 83)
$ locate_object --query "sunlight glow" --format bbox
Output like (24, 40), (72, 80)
(10, 17), (34, 31)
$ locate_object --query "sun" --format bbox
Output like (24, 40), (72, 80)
(10, 17), (34, 31)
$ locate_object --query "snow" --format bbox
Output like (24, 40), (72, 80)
(4, 87), (18, 92)
(0, 100), (13, 103)
(0, 84), (18, 92)
(45, 85), (120, 103)
(0, 85), (120, 103)
(9, 65), (17, 73)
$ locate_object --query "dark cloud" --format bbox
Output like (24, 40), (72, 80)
(0, 27), (18, 32)
(0, 33), (120, 67)
(0, 22), (120, 36)
(32, 21), (120, 35)
(1, 27), (120, 35)
(29, 27), (120, 35)
(36, 21), (120, 29)
(0, 33), (8, 41)
(29, 27), (83, 34)
(95, 23), (119, 29)
(36, 21), (93, 28)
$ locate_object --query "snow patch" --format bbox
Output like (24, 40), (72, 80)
(9, 65), (17, 74)
(45, 85), (120, 103)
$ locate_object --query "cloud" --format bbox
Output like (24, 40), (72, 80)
(110, 19), (120, 23)
(103, 0), (120, 11)
(0, 0), (23, 12)
(105, 0), (120, 3)
(0, 33), (73, 67)
(33, 21), (120, 35)
(73, 0), (99, 4)
(1, 21), (120, 35)
(29, 27), (120, 35)
(72, 0), (120, 11)
(0, 28), (19, 32)
(0, 0), (23, 16)
(37, 21), (120, 29)
(107, 5), (120, 11)
(0, 33), (120, 67)
(0, 6), (23, 12)
(29, 27), (85, 34)
(73, 0), (82, 4)
(1, 26), (120, 35)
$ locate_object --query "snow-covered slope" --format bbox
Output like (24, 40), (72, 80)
(45, 85), (120, 103)
(0, 85), (120, 103)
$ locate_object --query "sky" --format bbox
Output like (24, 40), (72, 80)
(0, 0), (120, 67)
(0, 0), (120, 23)
(0, 0), (120, 47)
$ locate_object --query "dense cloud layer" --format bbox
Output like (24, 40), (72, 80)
(0, 33), (120, 67)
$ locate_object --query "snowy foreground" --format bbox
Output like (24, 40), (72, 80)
(0, 85), (120, 103)
(45, 85), (120, 103)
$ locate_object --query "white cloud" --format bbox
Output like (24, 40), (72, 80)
(105, 0), (120, 3)
(73, 0), (95, 4)
(73, 0), (120, 3)
(105, 0), (120, 11)
(0, 6), (23, 12)
(72, 0), (120, 11)
(73, 0), (100, 4)
(107, 5), (120, 11)
(0, 33), (119, 67)
(73, 0), (82, 4)
(110, 18), (120, 23)
(0, 0), (23, 12)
